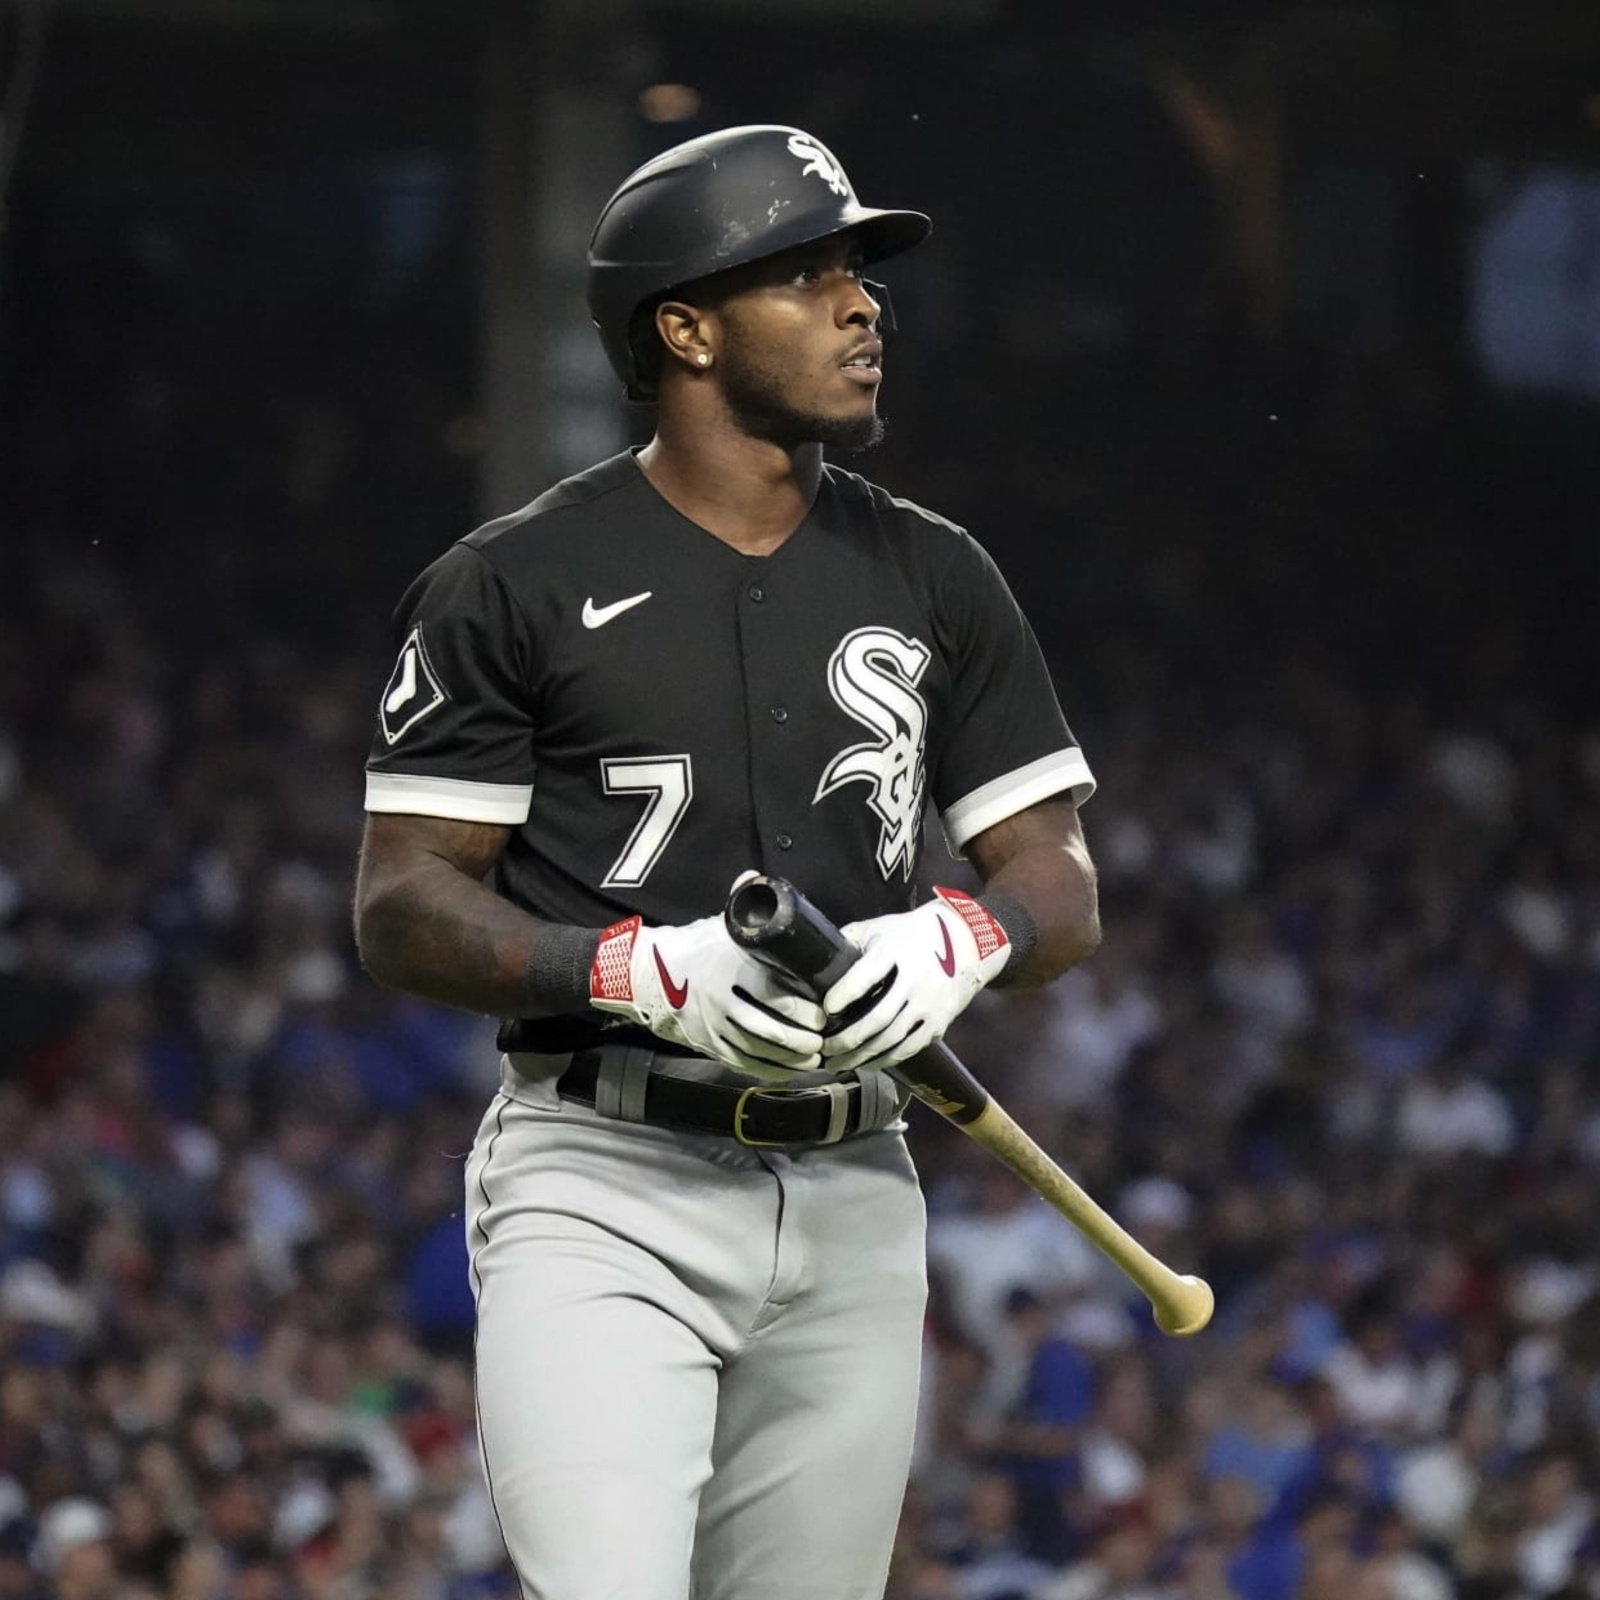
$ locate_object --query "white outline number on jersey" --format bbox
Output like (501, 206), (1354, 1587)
(600, 756), (694, 887)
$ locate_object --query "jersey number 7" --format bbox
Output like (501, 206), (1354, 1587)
(599, 755), (695, 888)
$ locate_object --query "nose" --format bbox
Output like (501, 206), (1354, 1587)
(837, 274), (881, 329)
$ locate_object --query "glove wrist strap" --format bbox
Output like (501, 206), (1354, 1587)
(930, 885), (1015, 981)
(977, 889), (1038, 983)
(590, 915), (646, 1011)
(948, 887), (1038, 984)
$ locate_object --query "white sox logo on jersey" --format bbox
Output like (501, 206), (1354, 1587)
(814, 627), (931, 881)
(786, 133), (851, 198)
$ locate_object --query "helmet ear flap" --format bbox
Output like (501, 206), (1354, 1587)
(624, 298), (667, 402)
(863, 278), (897, 335)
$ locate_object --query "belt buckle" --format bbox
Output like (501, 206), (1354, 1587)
(732, 1084), (792, 1149)
(733, 1080), (857, 1148)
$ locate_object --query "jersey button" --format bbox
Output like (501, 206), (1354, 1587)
(775, 831), (793, 850)
(770, 706), (788, 724)
(748, 584), (765, 602)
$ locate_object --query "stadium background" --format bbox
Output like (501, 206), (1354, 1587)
(4, 1), (1600, 1596)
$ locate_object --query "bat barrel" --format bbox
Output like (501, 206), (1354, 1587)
(975, 1100), (1216, 1338)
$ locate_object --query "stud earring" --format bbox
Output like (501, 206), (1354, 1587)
(697, 353), (711, 367)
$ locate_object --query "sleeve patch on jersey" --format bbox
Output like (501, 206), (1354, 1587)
(379, 625), (448, 746)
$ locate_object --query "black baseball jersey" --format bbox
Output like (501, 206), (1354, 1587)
(365, 450), (1093, 1032)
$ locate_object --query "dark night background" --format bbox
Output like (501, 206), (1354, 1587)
(6, 0), (1600, 704)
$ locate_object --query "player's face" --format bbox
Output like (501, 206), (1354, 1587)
(707, 236), (886, 452)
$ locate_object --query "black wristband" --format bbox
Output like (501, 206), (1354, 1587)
(976, 891), (1038, 985)
(522, 926), (606, 1016)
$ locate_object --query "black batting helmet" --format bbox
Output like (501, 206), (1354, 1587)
(587, 124), (931, 401)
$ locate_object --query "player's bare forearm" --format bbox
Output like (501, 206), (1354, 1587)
(354, 814), (599, 1017)
(967, 799), (1100, 986)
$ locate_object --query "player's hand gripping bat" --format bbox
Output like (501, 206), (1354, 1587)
(724, 875), (1215, 1338)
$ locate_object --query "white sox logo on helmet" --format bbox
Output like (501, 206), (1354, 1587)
(814, 626), (931, 881)
(786, 133), (851, 198)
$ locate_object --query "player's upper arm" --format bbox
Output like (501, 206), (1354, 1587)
(355, 812), (513, 915)
(352, 811), (545, 1011)
(964, 797), (1090, 886)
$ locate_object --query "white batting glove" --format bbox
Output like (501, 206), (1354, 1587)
(590, 901), (827, 1081)
(819, 888), (1013, 1073)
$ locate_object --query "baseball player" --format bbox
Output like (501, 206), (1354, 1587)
(354, 125), (1101, 1600)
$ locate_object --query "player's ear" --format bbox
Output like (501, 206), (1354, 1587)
(655, 300), (714, 377)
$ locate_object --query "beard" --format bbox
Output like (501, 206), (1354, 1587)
(717, 345), (886, 454)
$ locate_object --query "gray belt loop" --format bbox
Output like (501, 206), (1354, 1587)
(853, 1069), (901, 1133)
(619, 1046), (654, 1122)
(595, 1045), (655, 1122)
(820, 1082), (853, 1145)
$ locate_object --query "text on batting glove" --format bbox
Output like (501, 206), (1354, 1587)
(590, 906), (827, 1080)
(819, 888), (1011, 1073)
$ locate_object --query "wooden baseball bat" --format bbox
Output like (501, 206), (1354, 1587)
(725, 875), (1214, 1338)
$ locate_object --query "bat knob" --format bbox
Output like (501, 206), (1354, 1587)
(1152, 1275), (1215, 1338)
(727, 876), (786, 939)
(723, 875), (858, 995)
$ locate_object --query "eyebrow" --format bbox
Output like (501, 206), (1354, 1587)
(796, 241), (865, 270)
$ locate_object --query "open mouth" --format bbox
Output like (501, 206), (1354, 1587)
(841, 348), (883, 385)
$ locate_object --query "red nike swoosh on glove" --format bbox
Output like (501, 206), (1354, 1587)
(654, 947), (689, 1009)
(934, 915), (956, 978)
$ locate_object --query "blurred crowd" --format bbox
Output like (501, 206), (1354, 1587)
(4, 549), (1600, 1600)
(896, 657), (1600, 1600)
(0, 582), (510, 1600)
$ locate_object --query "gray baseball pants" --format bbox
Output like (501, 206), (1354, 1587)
(464, 1055), (928, 1600)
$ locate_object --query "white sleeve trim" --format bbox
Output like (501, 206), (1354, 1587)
(940, 748), (1096, 852)
(364, 771), (533, 825)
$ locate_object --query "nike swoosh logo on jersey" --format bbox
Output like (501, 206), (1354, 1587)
(653, 946), (689, 1009)
(934, 915), (956, 978)
(582, 591), (653, 629)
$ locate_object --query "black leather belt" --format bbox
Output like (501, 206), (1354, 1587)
(557, 1047), (871, 1148)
